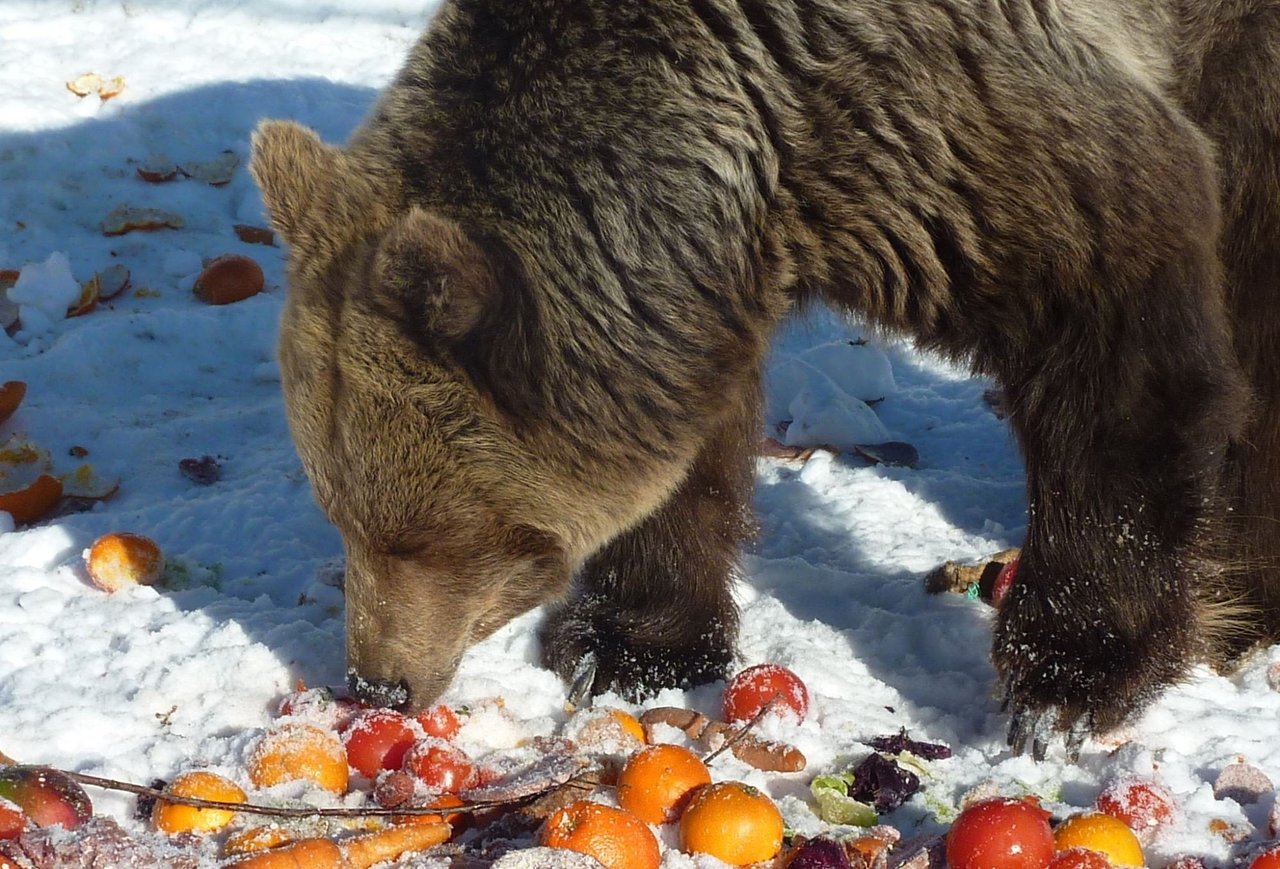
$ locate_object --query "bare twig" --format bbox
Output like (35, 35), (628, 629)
(59, 770), (538, 820)
(700, 695), (778, 765)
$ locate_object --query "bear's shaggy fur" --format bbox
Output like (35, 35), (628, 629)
(251, 0), (1280, 748)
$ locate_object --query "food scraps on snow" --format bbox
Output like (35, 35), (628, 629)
(193, 254), (264, 305)
(100, 205), (185, 236)
(65, 73), (126, 101)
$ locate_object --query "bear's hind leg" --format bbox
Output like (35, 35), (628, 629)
(539, 394), (760, 700)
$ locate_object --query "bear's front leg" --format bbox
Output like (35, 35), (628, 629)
(990, 241), (1248, 758)
(540, 408), (759, 701)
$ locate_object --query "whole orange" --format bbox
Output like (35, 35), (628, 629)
(540, 800), (660, 869)
(1054, 812), (1145, 867)
(679, 781), (784, 866)
(617, 744), (711, 824)
(85, 532), (165, 591)
(153, 770), (246, 834)
(247, 723), (349, 794)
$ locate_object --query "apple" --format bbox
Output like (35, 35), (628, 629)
(0, 766), (92, 830)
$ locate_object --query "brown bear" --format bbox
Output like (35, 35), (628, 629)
(250, 0), (1280, 756)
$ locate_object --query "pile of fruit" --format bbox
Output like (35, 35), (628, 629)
(3, 660), (1280, 868)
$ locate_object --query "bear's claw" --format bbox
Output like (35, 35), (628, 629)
(1002, 686), (1093, 762)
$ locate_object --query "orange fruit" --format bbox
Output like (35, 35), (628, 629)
(610, 710), (646, 745)
(1054, 812), (1145, 867)
(540, 800), (660, 869)
(679, 781), (784, 866)
(396, 793), (466, 827)
(153, 770), (246, 834)
(0, 473), (62, 525)
(85, 532), (165, 591)
(248, 723), (349, 794)
(193, 255), (264, 305)
(222, 825), (296, 856)
(0, 381), (25, 425)
(616, 744), (711, 824)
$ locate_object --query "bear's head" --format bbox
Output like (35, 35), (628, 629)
(248, 121), (590, 710)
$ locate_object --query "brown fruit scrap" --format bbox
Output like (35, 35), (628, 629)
(637, 706), (807, 772)
(193, 255), (264, 305)
(101, 205), (184, 236)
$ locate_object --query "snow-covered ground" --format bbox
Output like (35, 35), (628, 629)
(1, 2), (1278, 866)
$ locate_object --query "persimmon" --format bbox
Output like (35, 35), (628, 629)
(616, 744), (711, 825)
(541, 800), (660, 869)
(153, 770), (246, 834)
(85, 532), (165, 592)
(679, 781), (784, 865)
(248, 723), (349, 794)
(1054, 812), (1144, 868)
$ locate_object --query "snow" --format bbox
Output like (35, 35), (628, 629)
(1, 1), (1278, 866)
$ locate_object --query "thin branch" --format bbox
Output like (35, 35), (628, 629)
(61, 770), (529, 820)
(701, 694), (778, 765)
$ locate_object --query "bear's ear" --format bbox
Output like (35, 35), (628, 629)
(373, 208), (497, 343)
(250, 120), (387, 258)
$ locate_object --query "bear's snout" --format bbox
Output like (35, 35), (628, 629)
(346, 668), (411, 711)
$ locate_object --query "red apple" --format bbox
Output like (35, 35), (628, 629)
(0, 766), (92, 830)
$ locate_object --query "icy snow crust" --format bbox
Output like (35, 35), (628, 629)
(1, 1), (1278, 866)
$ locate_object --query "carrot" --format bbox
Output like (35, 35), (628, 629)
(339, 821), (452, 867)
(223, 838), (344, 868)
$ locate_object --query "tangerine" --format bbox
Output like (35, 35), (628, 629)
(610, 709), (646, 744)
(85, 532), (165, 591)
(1054, 812), (1144, 868)
(679, 781), (784, 865)
(616, 744), (711, 824)
(248, 723), (349, 794)
(153, 770), (246, 834)
(540, 800), (660, 869)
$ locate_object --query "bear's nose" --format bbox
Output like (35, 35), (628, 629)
(346, 668), (411, 710)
